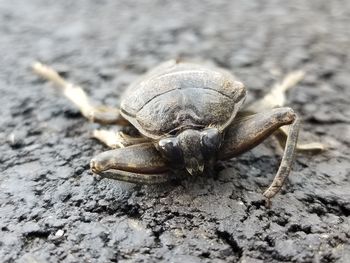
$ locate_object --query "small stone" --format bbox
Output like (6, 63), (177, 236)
(55, 229), (64, 237)
(7, 132), (26, 148)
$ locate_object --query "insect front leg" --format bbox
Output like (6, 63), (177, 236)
(90, 143), (178, 184)
(218, 107), (299, 204)
(32, 62), (127, 125)
(242, 71), (324, 152)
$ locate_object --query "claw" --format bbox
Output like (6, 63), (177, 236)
(90, 159), (103, 174)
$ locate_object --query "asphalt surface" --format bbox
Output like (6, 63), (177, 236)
(0, 1), (349, 262)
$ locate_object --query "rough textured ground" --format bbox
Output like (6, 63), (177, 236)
(1, 1), (349, 262)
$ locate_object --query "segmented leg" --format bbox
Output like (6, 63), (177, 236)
(262, 116), (299, 201)
(273, 127), (324, 153)
(90, 143), (178, 184)
(95, 169), (177, 184)
(219, 108), (297, 159)
(93, 130), (150, 148)
(219, 107), (300, 203)
(243, 70), (324, 152)
(32, 62), (126, 125)
(245, 70), (305, 112)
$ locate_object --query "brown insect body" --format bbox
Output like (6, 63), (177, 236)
(32, 60), (323, 205)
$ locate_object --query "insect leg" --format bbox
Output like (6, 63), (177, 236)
(262, 114), (299, 201)
(241, 71), (324, 152)
(219, 107), (299, 202)
(93, 130), (150, 148)
(244, 70), (305, 112)
(90, 143), (178, 184)
(32, 62), (126, 125)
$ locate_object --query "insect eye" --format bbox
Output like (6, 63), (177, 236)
(201, 128), (221, 153)
(158, 137), (184, 167)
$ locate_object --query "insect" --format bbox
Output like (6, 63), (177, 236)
(32, 60), (323, 205)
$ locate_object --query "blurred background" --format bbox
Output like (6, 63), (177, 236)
(1, 1), (349, 262)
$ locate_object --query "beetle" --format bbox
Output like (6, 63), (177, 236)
(32, 60), (323, 205)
